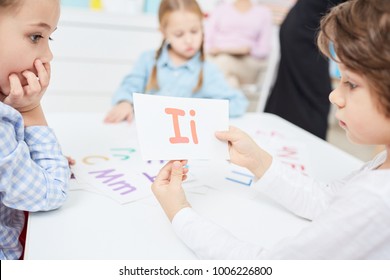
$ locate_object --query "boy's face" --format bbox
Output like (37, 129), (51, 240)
(0, 0), (60, 96)
(329, 63), (390, 145)
(161, 11), (203, 62)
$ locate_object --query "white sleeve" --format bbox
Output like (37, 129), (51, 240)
(251, 160), (354, 220)
(172, 207), (268, 259)
(172, 171), (390, 260)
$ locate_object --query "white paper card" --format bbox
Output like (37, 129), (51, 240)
(133, 93), (229, 160)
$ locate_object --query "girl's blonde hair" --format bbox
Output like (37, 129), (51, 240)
(145, 0), (205, 93)
(317, 0), (390, 117)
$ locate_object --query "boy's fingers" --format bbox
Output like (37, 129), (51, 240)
(155, 161), (174, 182)
(169, 161), (184, 185)
(215, 126), (241, 142)
(215, 130), (230, 141)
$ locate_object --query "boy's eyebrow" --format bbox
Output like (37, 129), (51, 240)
(344, 70), (362, 82)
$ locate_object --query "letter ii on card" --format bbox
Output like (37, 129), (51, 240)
(165, 108), (199, 144)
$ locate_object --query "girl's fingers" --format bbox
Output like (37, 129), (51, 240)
(104, 109), (117, 123)
(7, 74), (23, 102)
(105, 107), (132, 123)
(36, 60), (51, 88)
(126, 115), (133, 123)
(22, 71), (41, 94)
(126, 111), (134, 122)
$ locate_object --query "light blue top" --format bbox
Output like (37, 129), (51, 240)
(0, 102), (70, 259)
(112, 45), (248, 117)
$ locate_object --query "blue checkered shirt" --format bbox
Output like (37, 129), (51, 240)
(0, 103), (70, 259)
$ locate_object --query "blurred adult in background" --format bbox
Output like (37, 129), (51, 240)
(205, 0), (273, 88)
(265, 0), (347, 140)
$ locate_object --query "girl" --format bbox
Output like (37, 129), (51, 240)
(151, 0), (390, 259)
(0, 0), (70, 259)
(205, 0), (272, 88)
(104, 0), (248, 123)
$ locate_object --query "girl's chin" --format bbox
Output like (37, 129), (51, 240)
(0, 88), (9, 96)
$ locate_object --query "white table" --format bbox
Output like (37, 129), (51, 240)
(24, 112), (362, 259)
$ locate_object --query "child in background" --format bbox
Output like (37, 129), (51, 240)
(0, 0), (70, 259)
(205, 0), (272, 88)
(104, 0), (248, 123)
(151, 0), (390, 259)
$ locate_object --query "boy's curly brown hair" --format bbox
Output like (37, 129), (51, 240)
(318, 0), (390, 117)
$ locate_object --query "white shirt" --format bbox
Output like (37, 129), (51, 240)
(172, 152), (390, 259)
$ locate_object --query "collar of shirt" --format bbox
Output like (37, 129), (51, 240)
(157, 43), (201, 73)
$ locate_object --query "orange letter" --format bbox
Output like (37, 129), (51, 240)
(189, 109), (198, 144)
(165, 108), (189, 144)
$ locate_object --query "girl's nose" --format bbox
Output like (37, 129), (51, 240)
(184, 34), (192, 44)
(40, 45), (54, 63)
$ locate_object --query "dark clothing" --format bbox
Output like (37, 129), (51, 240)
(265, 0), (346, 139)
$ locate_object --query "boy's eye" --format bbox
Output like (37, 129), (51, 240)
(344, 81), (357, 90)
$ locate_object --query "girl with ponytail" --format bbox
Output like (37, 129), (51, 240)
(105, 0), (248, 123)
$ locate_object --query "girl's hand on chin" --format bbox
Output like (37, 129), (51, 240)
(3, 60), (50, 113)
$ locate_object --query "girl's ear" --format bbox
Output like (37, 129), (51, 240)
(159, 27), (166, 38)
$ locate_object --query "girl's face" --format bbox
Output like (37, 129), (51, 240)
(0, 0), (60, 95)
(329, 63), (390, 145)
(161, 10), (203, 62)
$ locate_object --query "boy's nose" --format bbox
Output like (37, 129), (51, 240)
(329, 87), (345, 108)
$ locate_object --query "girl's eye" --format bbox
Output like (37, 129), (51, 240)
(29, 35), (54, 43)
(30, 34), (44, 43)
